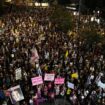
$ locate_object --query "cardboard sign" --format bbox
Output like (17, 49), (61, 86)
(54, 78), (65, 85)
(31, 76), (43, 86)
(8, 85), (24, 104)
(15, 68), (22, 80)
(68, 82), (74, 89)
(44, 74), (55, 81)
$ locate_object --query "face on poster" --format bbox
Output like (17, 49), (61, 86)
(8, 85), (24, 104)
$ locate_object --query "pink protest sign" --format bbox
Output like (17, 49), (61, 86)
(31, 76), (43, 86)
(54, 78), (65, 84)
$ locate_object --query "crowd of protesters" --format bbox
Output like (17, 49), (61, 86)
(0, 7), (105, 105)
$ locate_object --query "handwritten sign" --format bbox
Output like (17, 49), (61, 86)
(31, 76), (43, 86)
(54, 78), (65, 84)
(44, 74), (55, 81)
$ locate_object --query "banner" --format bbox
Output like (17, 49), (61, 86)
(31, 76), (43, 86)
(15, 68), (22, 80)
(8, 85), (24, 104)
(54, 78), (65, 85)
(44, 73), (55, 81)
(68, 82), (74, 89)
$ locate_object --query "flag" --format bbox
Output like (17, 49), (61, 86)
(30, 48), (39, 64)
(65, 50), (69, 58)
(66, 89), (71, 95)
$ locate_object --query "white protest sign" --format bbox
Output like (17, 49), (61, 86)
(44, 73), (55, 81)
(68, 82), (74, 89)
(97, 80), (105, 89)
(8, 85), (24, 104)
(15, 68), (22, 80)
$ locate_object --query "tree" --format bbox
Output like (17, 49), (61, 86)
(79, 21), (105, 47)
(80, 29), (104, 48)
(50, 6), (73, 33)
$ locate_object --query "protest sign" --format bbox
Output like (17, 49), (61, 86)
(71, 73), (78, 79)
(97, 80), (105, 89)
(54, 78), (65, 85)
(31, 76), (43, 86)
(15, 68), (22, 80)
(68, 82), (74, 89)
(44, 73), (55, 81)
(8, 85), (24, 104)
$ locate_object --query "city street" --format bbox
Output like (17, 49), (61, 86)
(40, 99), (70, 105)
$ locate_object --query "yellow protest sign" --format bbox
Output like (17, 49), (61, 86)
(71, 73), (78, 79)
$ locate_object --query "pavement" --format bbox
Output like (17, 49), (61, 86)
(40, 98), (71, 105)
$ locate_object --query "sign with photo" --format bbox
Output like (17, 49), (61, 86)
(8, 85), (24, 104)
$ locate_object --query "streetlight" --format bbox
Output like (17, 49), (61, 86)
(77, 0), (82, 35)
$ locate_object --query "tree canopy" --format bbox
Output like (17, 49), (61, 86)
(50, 6), (73, 33)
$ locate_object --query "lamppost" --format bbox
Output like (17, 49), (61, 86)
(77, 0), (82, 36)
